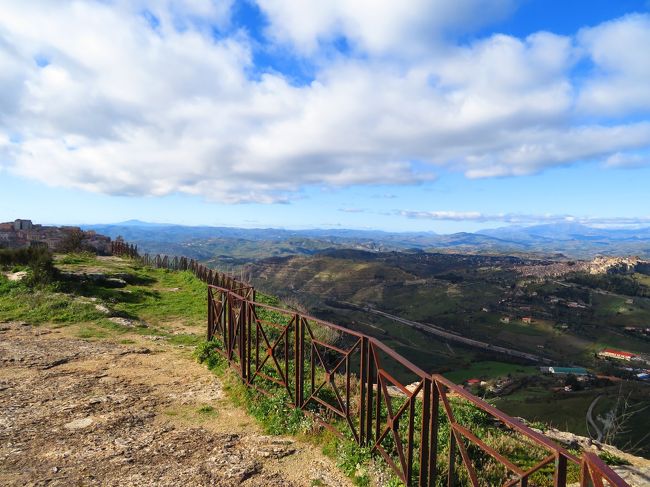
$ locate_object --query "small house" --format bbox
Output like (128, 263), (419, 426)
(598, 349), (637, 361)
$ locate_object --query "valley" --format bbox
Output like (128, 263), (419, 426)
(244, 249), (650, 457)
(76, 222), (650, 457)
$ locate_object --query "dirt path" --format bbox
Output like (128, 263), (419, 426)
(0, 322), (351, 487)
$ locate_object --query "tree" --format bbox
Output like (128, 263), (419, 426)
(56, 228), (88, 253)
(564, 374), (580, 391)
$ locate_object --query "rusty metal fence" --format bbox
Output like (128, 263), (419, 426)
(111, 240), (629, 486)
(207, 284), (629, 487)
(111, 240), (138, 258)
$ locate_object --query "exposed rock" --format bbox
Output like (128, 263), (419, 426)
(108, 317), (148, 328)
(64, 417), (94, 430)
(4, 271), (27, 282)
(588, 256), (647, 275)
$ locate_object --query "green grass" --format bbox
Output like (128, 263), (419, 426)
(56, 252), (100, 266)
(168, 333), (203, 346)
(197, 405), (218, 417)
(0, 282), (106, 324)
(76, 324), (111, 340)
(0, 254), (208, 348)
(494, 381), (650, 457)
(111, 269), (207, 327)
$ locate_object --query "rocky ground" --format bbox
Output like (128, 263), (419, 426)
(0, 321), (351, 487)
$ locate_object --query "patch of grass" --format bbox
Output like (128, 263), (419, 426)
(77, 325), (110, 340)
(56, 252), (99, 266)
(0, 284), (106, 324)
(334, 442), (372, 486)
(168, 333), (202, 347)
(195, 340), (229, 373)
(1, 255), (210, 351)
(598, 450), (632, 466)
(197, 405), (218, 417)
(110, 269), (207, 328)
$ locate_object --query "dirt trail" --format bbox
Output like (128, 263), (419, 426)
(0, 322), (351, 487)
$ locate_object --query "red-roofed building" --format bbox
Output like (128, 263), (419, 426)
(598, 349), (637, 361)
(466, 379), (481, 385)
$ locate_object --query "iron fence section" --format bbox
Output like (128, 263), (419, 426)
(207, 284), (629, 487)
(111, 240), (629, 487)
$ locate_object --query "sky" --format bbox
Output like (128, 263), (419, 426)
(1, 0), (649, 233)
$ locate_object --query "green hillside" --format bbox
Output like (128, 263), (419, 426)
(247, 250), (650, 457)
(0, 252), (206, 346)
(2, 250), (648, 461)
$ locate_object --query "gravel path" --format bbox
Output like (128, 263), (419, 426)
(0, 322), (350, 486)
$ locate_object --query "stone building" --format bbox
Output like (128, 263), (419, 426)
(0, 220), (111, 254)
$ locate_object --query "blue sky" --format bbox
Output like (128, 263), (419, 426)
(1, 0), (649, 233)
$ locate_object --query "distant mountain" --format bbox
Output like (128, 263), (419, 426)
(478, 223), (650, 243)
(114, 219), (174, 227)
(82, 221), (650, 260)
(425, 232), (530, 250)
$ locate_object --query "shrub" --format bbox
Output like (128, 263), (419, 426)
(0, 247), (57, 287)
(56, 228), (94, 254)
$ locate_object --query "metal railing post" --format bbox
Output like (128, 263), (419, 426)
(294, 314), (303, 408)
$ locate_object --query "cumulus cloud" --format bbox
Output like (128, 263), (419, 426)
(255, 0), (516, 56)
(604, 151), (650, 168)
(577, 14), (650, 116)
(399, 211), (650, 226)
(0, 2), (649, 203)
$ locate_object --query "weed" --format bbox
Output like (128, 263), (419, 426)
(1, 247), (57, 287)
(598, 450), (631, 466)
(197, 405), (218, 417)
(335, 442), (372, 486)
(195, 340), (228, 373)
(168, 333), (202, 346)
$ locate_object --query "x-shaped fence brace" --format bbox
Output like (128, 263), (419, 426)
(206, 284), (630, 487)
(114, 243), (625, 486)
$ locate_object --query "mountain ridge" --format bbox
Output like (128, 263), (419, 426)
(82, 221), (650, 259)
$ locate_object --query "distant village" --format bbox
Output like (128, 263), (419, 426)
(0, 219), (111, 254)
(461, 346), (650, 398)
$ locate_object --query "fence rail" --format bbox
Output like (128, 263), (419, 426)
(207, 284), (630, 487)
(111, 240), (629, 487)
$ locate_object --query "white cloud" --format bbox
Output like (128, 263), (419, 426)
(255, 0), (516, 56)
(578, 14), (650, 116)
(399, 211), (650, 226)
(0, 3), (649, 204)
(604, 151), (650, 168)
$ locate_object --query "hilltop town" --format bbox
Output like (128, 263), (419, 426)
(0, 220), (111, 254)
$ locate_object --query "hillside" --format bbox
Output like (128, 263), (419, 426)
(0, 255), (350, 487)
(247, 250), (650, 363)
(83, 221), (650, 260)
(246, 250), (650, 457)
(3, 252), (650, 486)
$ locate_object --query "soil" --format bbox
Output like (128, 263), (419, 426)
(0, 321), (351, 487)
